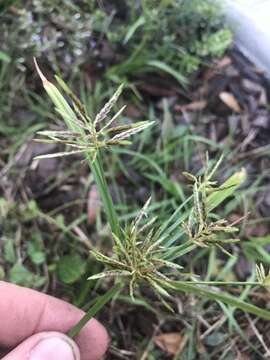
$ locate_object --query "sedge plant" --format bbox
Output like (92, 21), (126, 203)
(33, 59), (270, 339)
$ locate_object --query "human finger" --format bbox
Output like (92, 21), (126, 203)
(0, 282), (108, 360)
(3, 332), (80, 360)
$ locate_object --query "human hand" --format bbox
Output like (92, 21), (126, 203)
(0, 281), (108, 360)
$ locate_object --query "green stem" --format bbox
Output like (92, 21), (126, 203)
(67, 284), (121, 338)
(86, 152), (120, 238)
(166, 280), (270, 320)
(178, 281), (259, 286)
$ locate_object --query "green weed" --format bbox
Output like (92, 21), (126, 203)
(33, 62), (270, 339)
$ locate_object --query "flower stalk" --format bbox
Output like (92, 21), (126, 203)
(33, 58), (153, 237)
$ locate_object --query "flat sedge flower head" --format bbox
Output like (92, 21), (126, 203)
(182, 155), (241, 256)
(33, 58), (154, 161)
(256, 263), (270, 289)
(88, 198), (183, 311)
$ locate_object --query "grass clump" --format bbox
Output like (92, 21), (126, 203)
(1, 0), (231, 95)
(93, 0), (232, 83)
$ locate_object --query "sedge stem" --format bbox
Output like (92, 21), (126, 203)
(67, 284), (121, 338)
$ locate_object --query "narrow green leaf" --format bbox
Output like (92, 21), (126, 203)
(67, 284), (121, 338)
(88, 270), (130, 280)
(147, 60), (188, 85)
(34, 58), (80, 132)
(124, 16), (145, 44)
(208, 168), (247, 211)
(34, 150), (84, 160)
(167, 280), (270, 320)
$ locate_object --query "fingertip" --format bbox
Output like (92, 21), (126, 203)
(0, 282), (109, 359)
(3, 332), (80, 360)
(75, 318), (109, 360)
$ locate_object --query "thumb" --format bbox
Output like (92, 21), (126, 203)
(3, 331), (80, 360)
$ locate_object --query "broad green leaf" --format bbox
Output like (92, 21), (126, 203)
(9, 263), (46, 287)
(23, 200), (40, 220)
(3, 239), (16, 264)
(27, 233), (45, 265)
(0, 51), (10, 63)
(57, 255), (87, 284)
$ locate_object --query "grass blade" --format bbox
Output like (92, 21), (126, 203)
(208, 168), (247, 211)
(124, 16), (145, 44)
(166, 280), (270, 320)
(147, 60), (188, 86)
(67, 284), (121, 338)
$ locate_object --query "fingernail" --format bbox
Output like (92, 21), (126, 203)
(30, 336), (77, 360)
